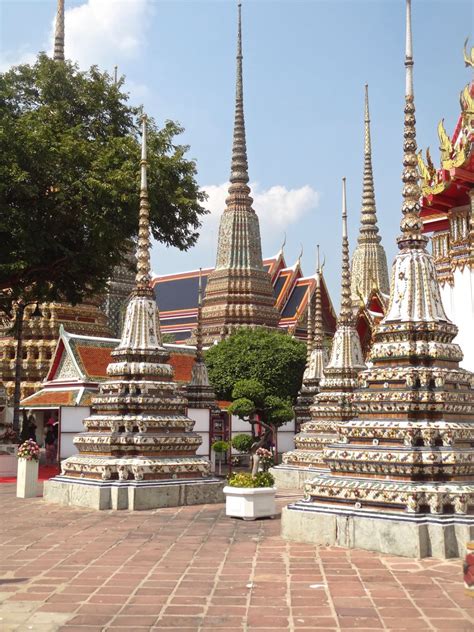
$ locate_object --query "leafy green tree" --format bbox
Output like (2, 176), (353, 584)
(205, 328), (306, 403)
(0, 54), (207, 316)
(229, 378), (294, 475)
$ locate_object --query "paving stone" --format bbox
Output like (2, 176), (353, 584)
(0, 483), (471, 632)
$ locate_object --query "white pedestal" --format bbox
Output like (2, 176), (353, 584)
(16, 459), (39, 498)
(223, 486), (276, 520)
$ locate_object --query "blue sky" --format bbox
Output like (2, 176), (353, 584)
(1, 0), (472, 305)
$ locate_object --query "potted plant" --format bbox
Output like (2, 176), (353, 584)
(224, 470), (276, 520)
(231, 433), (254, 468)
(16, 439), (40, 498)
(211, 440), (229, 476)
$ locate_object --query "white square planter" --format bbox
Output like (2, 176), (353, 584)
(16, 459), (39, 499)
(223, 486), (276, 520)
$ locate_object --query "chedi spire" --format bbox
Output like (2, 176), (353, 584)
(350, 85), (389, 303)
(291, 246), (329, 432)
(200, 3), (280, 344)
(186, 271), (217, 409)
(53, 0), (65, 61)
(281, 184), (365, 476)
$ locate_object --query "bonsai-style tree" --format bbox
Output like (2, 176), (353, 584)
(228, 379), (293, 475)
(205, 328), (306, 402)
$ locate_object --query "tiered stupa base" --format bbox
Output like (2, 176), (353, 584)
(45, 474), (224, 511)
(282, 497), (474, 559)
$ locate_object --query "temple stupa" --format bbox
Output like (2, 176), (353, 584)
(282, 0), (474, 558)
(274, 180), (365, 488)
(200, 4), (280, 344)
(44, 117), (223, 510)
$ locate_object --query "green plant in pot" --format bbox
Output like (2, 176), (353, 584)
(231, 433), (254, 468)
(211, 440), (229, 476)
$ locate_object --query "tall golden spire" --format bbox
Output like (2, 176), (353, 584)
(305, 283), (314, 364)
(323, 178), (365, 372)
(53, 0), (65, 61)
(313, 246), (324, 351)
(201, 3), (280, 343)
(229, 3), (249, 189)
(398, 0), (427, 249)
(339, 178), (353, 325)
(135, 115), (152, 293)
(117, 115), (163, 351)
(350, 85), (389, 302)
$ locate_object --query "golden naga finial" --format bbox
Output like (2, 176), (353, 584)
(297, 243), (304, 266)
(356, 284), (365, 309)
(417, 150), (431, 184)
(438, 119), (453, 161)
(426, 147), (436, 176)
(460, 83), (474, 114)
(463, 37), (474, 68)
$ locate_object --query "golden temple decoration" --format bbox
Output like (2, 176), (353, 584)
(463, 37), (474, 68)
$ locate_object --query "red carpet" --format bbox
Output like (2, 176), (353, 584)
(0, 464), (60, 484)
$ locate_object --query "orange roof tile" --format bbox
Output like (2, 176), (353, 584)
(76, 346), (113, 378)
(22, 391), (75, 406)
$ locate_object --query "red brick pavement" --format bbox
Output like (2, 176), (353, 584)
(0, 484), (472, 631)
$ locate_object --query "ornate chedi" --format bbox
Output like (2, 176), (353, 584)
(185, 271), (217, 410)
(282, 1), (474, 559)
(0, 0), (113, 404)
(419, 45), (474, 370)
(275, 181), (365, 489)
(44, 117), (223, 510)
(351, 85), (389, 358)
(292, 247), (328, 432)
(200, 4), (280, 344)
(351, 85), (389, 305)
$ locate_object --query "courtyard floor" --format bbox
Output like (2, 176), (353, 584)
(0, 484), (472, 632)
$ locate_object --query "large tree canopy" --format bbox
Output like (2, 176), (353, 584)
(205, 327), (306, 404)
(0, 54), (207, 316)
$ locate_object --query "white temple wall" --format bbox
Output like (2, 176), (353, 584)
(439, 266), (474, 372)
(60, 406), (89, 459)
(187, 407), (211, 457)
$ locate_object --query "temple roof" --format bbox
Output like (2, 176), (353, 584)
(420, 81), (474, 231)
(20, 327), (197, 410)
(152, 255), (337, 342)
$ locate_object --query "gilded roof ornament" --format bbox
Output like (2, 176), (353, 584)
(463, 37), (474, 68)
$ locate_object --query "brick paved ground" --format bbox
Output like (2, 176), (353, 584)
(0, 484), (472, 632)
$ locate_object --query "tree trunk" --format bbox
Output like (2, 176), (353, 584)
(12, 302), (25, 437)
(250, 417), (273, 476)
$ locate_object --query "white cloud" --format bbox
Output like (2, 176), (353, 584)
(0, 0), (151, 73)
(201, 181), (319, 241)
(57, 0), (150, 70)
